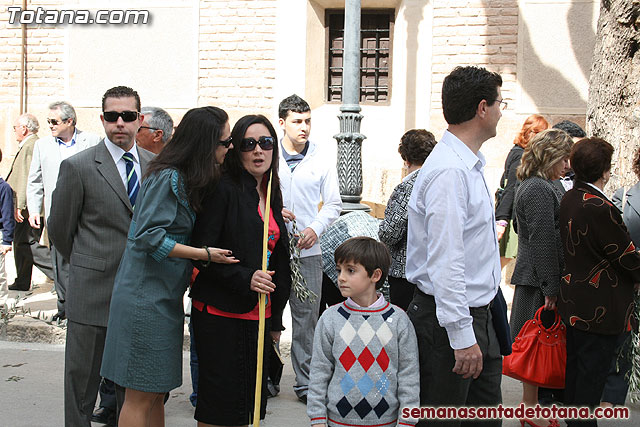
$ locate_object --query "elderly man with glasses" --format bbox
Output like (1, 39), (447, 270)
(5, 113), (55, 293)
(136, 106), (174, 154)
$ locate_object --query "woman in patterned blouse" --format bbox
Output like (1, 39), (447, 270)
(378, 129), (437, 310)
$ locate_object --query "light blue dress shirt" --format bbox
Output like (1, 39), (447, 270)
(406, 130), (501, 350)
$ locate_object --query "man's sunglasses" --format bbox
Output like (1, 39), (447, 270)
(47, 118), (68, 126)
(103, 111), (139, 123)
(240, 136), (274, 152)
(218, 136), (233, 148)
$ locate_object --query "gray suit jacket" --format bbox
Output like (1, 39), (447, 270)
(613, 183), (640, 246)
(511, 176), (564, 297)
(48, 140), (154, 327)
(6, 133), (38, 211)
(27, 129), (101, 220)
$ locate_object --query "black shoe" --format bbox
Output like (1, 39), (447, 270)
(8, 282), (30, 291)
(91, 406), (116, 426)
(52, 311), (66, 322)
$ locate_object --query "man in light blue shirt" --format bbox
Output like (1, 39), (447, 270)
(406, 66), (505, 426)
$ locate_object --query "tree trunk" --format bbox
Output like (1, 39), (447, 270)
(587, 0), (640, 193)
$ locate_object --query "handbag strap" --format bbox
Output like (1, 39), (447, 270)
(533, 306), (562, 332)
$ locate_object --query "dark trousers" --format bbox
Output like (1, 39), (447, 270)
(189, 319), (199, 407)
(64, 320), (107, 427)
(601, 331), (631, 405)
(51, 245), (69, 315)
(318, 272), (345, 317)
(564, 326), (618, 427)
(98, 377), (117, 411)
(12, 215), (53, 288)
(408, 290), (502, 427)
(388, 276), (416, 311)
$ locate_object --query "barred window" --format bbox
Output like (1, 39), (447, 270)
(327, 10), (393, 104)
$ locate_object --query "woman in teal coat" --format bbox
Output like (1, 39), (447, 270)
(101, 106), (238, 426)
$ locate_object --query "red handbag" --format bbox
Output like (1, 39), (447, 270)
(502, 306), (566, 388)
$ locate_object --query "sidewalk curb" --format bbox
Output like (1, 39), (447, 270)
(1, 315), (66, 344)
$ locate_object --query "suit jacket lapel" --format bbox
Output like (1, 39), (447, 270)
(625, 183), (640, 218)
(75, 129), (90, 150)
(47, 135), (62, 169)
(95, 140), (133, 213)
(137, 146), (152, 176)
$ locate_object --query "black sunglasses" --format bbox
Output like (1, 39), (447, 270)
(103, 111), (139, 123)
(240, 136), (274, 152)
(47, 118), (68, 126)
(218, 135), (233, 148)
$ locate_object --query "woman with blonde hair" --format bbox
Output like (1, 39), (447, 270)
(495, 114), (549, 266)
(510, 128), (572, 427)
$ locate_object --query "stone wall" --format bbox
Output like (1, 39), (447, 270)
(198, 0), (278, 119)
(430, 0), (519, 113)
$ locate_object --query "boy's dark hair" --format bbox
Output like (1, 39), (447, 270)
(442, 66), (502, 125)
(102, 86), (141, 112)
(334, 236), (391, 290)
(0, 148), (3, 163)
(552, 120), (586, 139)
(278, 94), (310, 120)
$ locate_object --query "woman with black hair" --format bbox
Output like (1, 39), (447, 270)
(101, 106), (238, 426)
(190, 115), (291, 427)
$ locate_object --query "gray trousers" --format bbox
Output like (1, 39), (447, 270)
(408, 290), (502, 427)
(65, 320), (107, 427)
(51, 245), (69, 314)
(289, 255), (322, 397)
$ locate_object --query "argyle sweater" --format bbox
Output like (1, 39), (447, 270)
(307, 298), (420, 426)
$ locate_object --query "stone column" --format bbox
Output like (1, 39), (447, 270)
(334, 0), (369, 212)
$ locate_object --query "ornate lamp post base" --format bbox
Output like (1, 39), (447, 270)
(334, 111), (370, 213)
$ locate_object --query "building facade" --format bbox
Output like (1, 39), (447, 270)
(0, 0), (598, 202)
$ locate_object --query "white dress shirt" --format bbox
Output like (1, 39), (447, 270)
(406, 130), (501, 350)
(104, 138), (142, 191)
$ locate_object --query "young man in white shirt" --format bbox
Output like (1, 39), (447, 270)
(278, 94), (342, 403)
(406, 66), (505, 426)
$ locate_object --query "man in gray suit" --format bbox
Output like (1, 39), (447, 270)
(48, 86), (154, 427)
(26, 101), (101, 316)
(6, 113), (54, 291)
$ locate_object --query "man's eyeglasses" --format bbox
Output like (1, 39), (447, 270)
(103, 111), (139, 123)
(240, 136), (274, 152)
(47, 118), (68, 126)
(497, 99), (508, 110)
(218, 136), (233, 148)
(138, 126), (159, 132)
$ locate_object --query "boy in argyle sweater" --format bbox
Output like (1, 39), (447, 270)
(308, 237), (420, 427)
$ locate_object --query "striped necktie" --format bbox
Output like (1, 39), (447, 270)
(122, 152), (139, 207)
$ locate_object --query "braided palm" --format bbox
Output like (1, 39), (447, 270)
(288, 219), (318, 304)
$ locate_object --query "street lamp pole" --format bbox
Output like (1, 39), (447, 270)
(334, 0), (369, 212)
